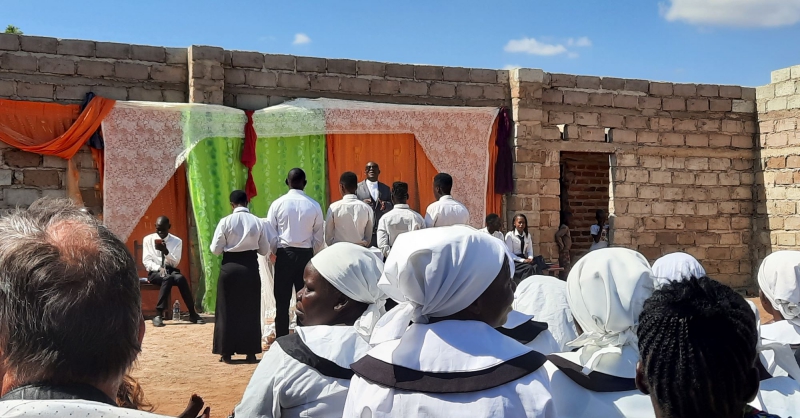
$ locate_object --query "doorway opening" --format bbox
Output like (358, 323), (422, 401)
(559, 152), (611, 265)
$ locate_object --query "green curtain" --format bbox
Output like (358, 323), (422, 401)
(186, 134), (327, 312)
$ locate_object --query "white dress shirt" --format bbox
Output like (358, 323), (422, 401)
(376, 204), (425, 257)
(424, 195), (469, 228)
(210, 207), (270, 256)
(505, 230), (534, 262)
(142, 232), (182, 272)
(366, 180), (379, 201)
(265, 189), (324, 253)
(325, 195), (374, 247)
(479, 227), (504, 241)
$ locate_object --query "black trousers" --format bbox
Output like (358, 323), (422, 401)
(148, 268), (196, 316)
(274, 247), (314, 338)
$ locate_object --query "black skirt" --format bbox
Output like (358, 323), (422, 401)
(513, 259), (539, 285)
(212, 250), (262, 356)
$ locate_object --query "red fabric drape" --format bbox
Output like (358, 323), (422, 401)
(486, 116), (502, 218)
(241, 110), (258, 201)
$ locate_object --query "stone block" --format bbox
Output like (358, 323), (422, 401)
(340, 77), (370, 94)
(131, 45), (165, 62)
(721, 120), (743, 133)
(710, 99), (732, 112)
(38, 57), (75, 75)
(5, 150), (41, 168)
(153, 65), (188, 83)
(277, 73), (309, 89)
(77, 60), (114, 77)
(22, 170), (60, 188)
(56, 39), (95, 57)
(96, 42), (131, 59)
(262, 54), (294, 71)
(470, 69), (498, 83)
(600, 77), (625, 91)
(708, 187), (730, 200)
(787, 155), (800, 168)
(163, 90), (186, 102)
(550, 73), (576, 88)
(386, 63), (414, 78)
(685, 133), (710, 147)
(599, 113), (624, 128)
(673, 119), (697, 131)
(645, 217), (666, 230)
(4, 188), (40, 207)
(685, 157), (709, 170)
(766, 156), (786, 169)
(719, 173), (740, 186)
(639, 97), (661, 109)
(542, 89), (563, 104)
(732, 135), (754, 149)
(667, 217), (685, 230)
(628, 202), (651, 214)
(686, 98), (709, 112)
(457, 85), (482, 99)
(609, 129), (635, 143)
(696, 173), (718, 186)
(650, 170), (672, 184)
(548, 111), (573, 125)
(91, 86), (127, 100)
(413, 65), (442, 81)
(0, 34), (20, 51)
(589, 93), (613, 107)
(351, 61), (382, 77)
(0, 169), (12, 185)
(19, 35), (57, 54)
(719, 85), (742, 99)
(245, 70), (277, 87)
(649, 82), (673, 96)
(615, 184), (636, 197)
(676, 202), (696, 214)
(235, 94), (270, 110)
(232, 51), (265, 69)
(165, 48), (188, 64)
(731, 187), (752, 200)
(767, 98), (788, 111)
(697, 84), (719, 97)
(483, 85), (506, 100)
(115, 62), (150, 80)
(638, 185), (661, 199)
(17, 83), (53, 99)
(370, 79), (400, 94)
(563, 91), (589, 105)
(398, 80), (427, 95)
(732, 100), (755, 113)
(576, 76), (600, 89)
(772, 67), (791, 83)
(326, 59), (356, 75)
(775, 80), (797, 96)
(698, 119), (721, 132)
(625, 79), (649, 93)
(0, 53), (37, 71)
(673, 83), (697, 96)
(718, 201), (739, 214)
(224, 68), (245, 85)
(625, 116), (648, 129)
(662, 97), (686, 111)
(575, 112), (599, 126)
(56, 85), (91, 101)
(664, 157), (685, 169)
(637, 132), (658, 144)
(128, 87), (163, 101)
(709, 158), (731, 171)
(660, 133), (684, 146)
(578, 127), (604, 141)
(613, 94), (637, 109)
(0, 79), (15, 97)
(429, 83), (455, 98)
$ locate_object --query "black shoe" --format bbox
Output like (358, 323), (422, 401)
(152, 316), (165, 327)
(189, 314), (205, 324)
(245, 354), (257, 363)
(219, 355), (232, 363)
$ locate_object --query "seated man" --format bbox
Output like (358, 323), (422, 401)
(143, 216), (203, 327)
(0, 198), (171, 417)
(480, 213), (504, 240)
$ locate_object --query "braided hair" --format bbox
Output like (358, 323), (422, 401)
(637, 277), (759, 418)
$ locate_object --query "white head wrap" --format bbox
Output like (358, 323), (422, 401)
(757, 250), (800, 327)
(566, 248), (656, 375)
(513, 275), (578, 351)
(370, 225), (511, 345)
(309, 242), (386, 341)
(652, 252), (706, 287)
(748, 300), (800, 380)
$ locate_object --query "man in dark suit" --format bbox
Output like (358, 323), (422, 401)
(356, 161), (393, 247)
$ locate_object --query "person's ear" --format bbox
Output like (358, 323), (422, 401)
(333, 294), (350, 312)
(285, 178), (289, 186)
(635, 361), (649, 395)
(743, 366), (760, 403)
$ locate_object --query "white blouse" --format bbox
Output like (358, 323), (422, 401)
(505, 231), (534, 262)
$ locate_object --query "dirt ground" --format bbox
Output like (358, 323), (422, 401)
(132, 298), (772, 418)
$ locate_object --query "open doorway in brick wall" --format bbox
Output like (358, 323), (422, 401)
(560, 152), (611, 266)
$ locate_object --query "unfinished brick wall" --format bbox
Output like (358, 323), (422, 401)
(560, 152), (610, 260)
(754, 65), (800, 270)
(510, 69), (759, 289)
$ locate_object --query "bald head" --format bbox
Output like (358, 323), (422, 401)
(286, 168), (307, 190)
(155, 216), (171, 239)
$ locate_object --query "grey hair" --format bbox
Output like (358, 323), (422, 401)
(0, 198), (141, 386)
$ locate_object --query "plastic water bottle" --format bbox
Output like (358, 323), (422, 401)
(173, 300), (180, 322)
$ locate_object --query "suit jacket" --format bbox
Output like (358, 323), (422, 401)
(356, 180), (393, 229)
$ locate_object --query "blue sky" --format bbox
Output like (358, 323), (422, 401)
(4, 0), (800, 86)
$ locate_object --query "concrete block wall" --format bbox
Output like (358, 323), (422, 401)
(754, 65), (800, 267)
(509, 69), (759, 289)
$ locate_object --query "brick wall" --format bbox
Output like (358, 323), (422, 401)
(509, 69), (759, 290)
(754, 65), (800, 271)
(560, 152), (610, 260)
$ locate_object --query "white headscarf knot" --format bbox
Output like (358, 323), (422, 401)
(651, 252), (706, 287)
(757, 251), (800, 326)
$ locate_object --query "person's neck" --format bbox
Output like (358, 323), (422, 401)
(289, 187), (305, 192)
(343, 191), (357, 196)
(488, 228), (499, 234)
(394, 200), (408, 206)
(366, 178), (378, 183)
(516, 229), (525, 235)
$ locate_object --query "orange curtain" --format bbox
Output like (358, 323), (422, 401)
(0, 97), (115, 159)
(486, 117), (502, 219)
(125, 164), (191, 280)
(327, 133), (438, 215)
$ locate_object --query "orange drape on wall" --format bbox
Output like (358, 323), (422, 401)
(326, 133), (438, 215)
(486, 117), (502, 219)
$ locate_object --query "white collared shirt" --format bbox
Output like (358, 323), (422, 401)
(479, 227), (504, 241)
(142, 232), (182, 272)
(210, 207), (270, 255)
(265, 189), (324, 252)
(505, 231), (534, 261)
(424, 195), (469, 228)
(377, 204), (425, 257)
(366, 180), (379, 201)
(325, 195), (374, 246)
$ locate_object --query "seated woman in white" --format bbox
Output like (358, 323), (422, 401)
(543, 248), (656, 418)
(344, 226), (555, 418)
(234, 243), (385, 418)
(513, 274), (578, 351)
(651, 252), (706, 288)
(757, 250), (800, 378)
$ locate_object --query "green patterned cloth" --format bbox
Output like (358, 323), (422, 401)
(186, 134), (326, 312)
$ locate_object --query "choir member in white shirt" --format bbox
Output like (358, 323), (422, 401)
(543, 248), (655, 418)
(513, 275), (578, 351)
(424, 173), (469, 228)
(589, 209), (609, 251)
(505, 213), (537, 283)
(210, 190), (270, 364)
(344, 226), (555, 418)
(376, 181), (424, 259)
(325, 172), (374, 247)
(234, 243), (386, 418)
(637, 276), (786, 418)
(142, 216), (203, 327)
(479, 213), (504, 240)
(651, 252), (706, 288)
(265, 168), (325, 339)
(757, 250), (800, 378)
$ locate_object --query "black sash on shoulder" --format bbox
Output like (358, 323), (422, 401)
(278, 333), (354, 380)
(0, 383), (115, 405)
(546, 354), (637, 393)
(351, 350), (547, 394)
(756, 359), (772, 381)
(498, 320), (548, 344)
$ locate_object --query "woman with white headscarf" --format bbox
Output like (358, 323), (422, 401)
(513, 275), (578, 351)
(234, 243), (385, 418)
(757, 250), (800, 375)
(543, 248), (656, 418)
(651, 252), (706, 287)
(343, 226), (555, 418)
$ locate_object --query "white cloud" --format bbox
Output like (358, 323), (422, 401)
(661, 0), (800, 27)
(292, 33), (311, 45)
(567, 52), (580, 59)
(567, 37), (592, 47)
(504, 37), (567, 56)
